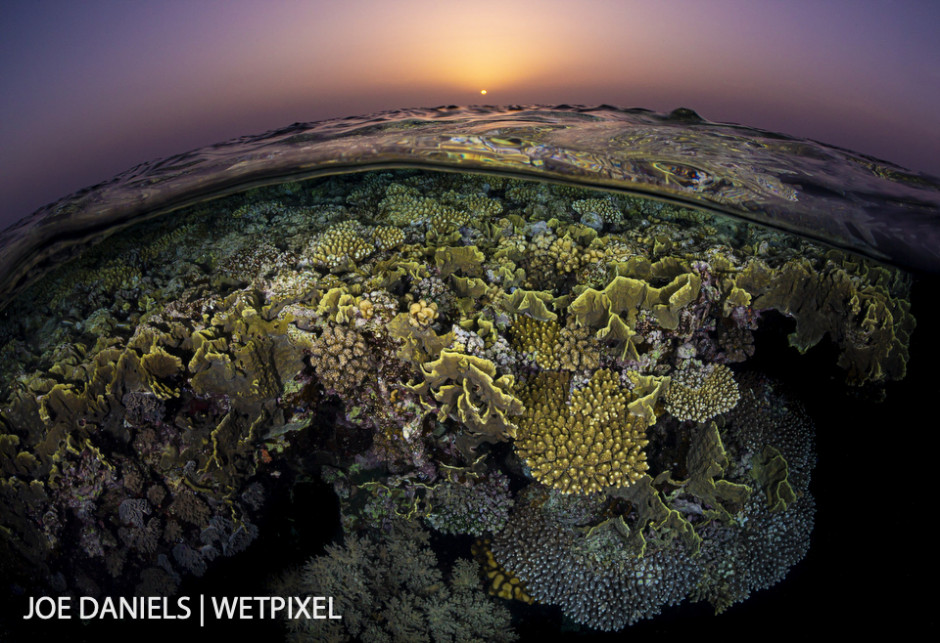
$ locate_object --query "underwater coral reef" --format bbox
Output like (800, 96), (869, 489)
(0, 169), (918, 640)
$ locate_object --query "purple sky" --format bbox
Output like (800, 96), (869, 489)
(1, 0), (937, 231)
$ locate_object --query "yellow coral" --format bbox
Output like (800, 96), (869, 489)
(665, 363), (740, 422)
(357, 298), (375, 319)
(556, 323), (601, 372)
(308, 221), (373, 270)
(434, 246), (485, 278)
(508, 316), (600, 372)
(409, 299), (439, 328)
(516, 370), (649, 494)
(410, 350), (523, 441)
(372, 225), (405, 252)
(549, 237), (581, 273)
(514, 230), (606, 290)
(309, 323), (373, 394)
(508, 316), (560, 370)
(501, 289), (557, 322)
(472, 538), (535, 604)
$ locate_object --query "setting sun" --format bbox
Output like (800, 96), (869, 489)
(481, 89), (487, 95)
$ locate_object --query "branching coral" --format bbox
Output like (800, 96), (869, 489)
(494, 374), (816, 626)
(572, 197), (623, 226)
(425, 470), (513, 536)
(372, 225), (405, 252)
(515, 369), (650, 494)
(665, 363), (740, 422)
(508, 315), (603, 372)
(0, 167), (871, 629)
(490, 492), (699, 631)
(508, 315), (561, 369)
(307, 220), (374, 271)
(309, 323), (374, 395)
(276, 521), (517, 642)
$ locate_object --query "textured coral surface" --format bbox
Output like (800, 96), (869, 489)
(0, 169), (910, 638)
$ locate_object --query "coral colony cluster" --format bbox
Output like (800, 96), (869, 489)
(0, 170), (914, 639)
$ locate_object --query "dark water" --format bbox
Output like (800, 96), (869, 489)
(1, 106), (937, 640)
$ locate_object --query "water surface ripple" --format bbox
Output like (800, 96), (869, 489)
(2, 104), (938, 307)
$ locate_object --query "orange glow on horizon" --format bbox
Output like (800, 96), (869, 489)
(3, 0), (937, 230)
(278, 2), (617, 98)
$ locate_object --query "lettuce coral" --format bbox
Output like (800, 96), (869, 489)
(410, 350), (523, 441)
(568, 272), (702, 361)
(725, 252), (914, 385)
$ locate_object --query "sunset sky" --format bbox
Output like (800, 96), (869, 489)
(1, 0), (937, 231)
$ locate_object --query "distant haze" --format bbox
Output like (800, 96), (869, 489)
(2, 0), (938, 231)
